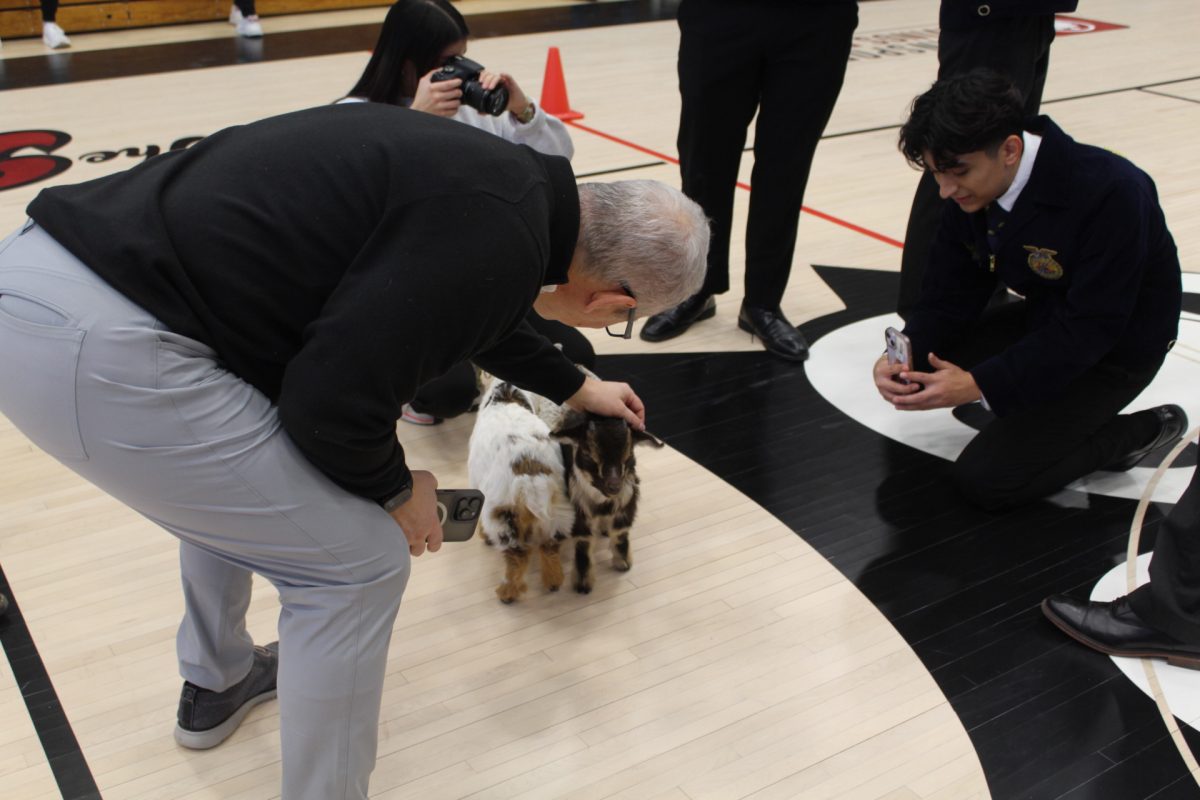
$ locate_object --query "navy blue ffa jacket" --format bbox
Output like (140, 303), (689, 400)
(903, 117), (1182, 417)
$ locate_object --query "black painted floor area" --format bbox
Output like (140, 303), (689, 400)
(595, 267), (1198, 800)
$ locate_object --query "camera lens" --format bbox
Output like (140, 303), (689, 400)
(481, 85), (509, 116)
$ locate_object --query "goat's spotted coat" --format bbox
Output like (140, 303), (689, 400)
(468, 379), (573, 603)
(468, 375), (662, 603)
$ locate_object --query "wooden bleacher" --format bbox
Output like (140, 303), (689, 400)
(0, 0), (390, 40)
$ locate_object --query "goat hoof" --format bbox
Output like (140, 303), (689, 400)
(612, 563), (631, 572)
(496, 585), (523, 604)
(574, 584), (592, 595)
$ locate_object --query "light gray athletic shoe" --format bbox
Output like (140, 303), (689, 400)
(175, 642), (278, 749)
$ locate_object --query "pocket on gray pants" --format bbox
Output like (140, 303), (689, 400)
(0, 290), (88, 461)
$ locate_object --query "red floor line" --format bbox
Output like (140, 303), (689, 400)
(564, 118), (905, 250)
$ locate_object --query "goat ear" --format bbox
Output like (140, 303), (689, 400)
(632, 427), (665, 448)
(553, 409), (589, 441)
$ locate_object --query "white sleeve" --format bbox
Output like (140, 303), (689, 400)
(453, 105), (575, 160)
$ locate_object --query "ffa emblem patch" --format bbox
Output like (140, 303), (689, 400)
(1023, 246), (1064, 280)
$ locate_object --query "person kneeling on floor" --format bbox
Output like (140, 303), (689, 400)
(873, 69), (1186, 511)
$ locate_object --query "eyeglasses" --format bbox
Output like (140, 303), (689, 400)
(605, 281), (637, 340)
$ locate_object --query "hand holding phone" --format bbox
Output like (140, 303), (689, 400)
(436, 488), (485, 542)
(885, 326), (911, 368)
(884, 326), (913, 386)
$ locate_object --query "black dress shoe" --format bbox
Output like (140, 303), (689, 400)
(1042, 594), (1200, 669)
(1105, 404), (1189, 471)
(639, 293), (715, 342)
(737, 303), (809, 362)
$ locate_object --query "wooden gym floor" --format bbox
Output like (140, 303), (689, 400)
(1, 0), (1199, 797)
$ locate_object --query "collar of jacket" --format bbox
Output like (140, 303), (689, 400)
(535, 151), (580, 288)
(1014, 116), (1074, 212)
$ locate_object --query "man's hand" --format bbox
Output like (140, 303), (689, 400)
(411, 71), (462, 117)
(873, 353), (922, 404)
(388, 470), (443, 556)
(566, 377), (646, 430)
(891, 353), (982, 411)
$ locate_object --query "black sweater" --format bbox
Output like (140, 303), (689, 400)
(29, 103), (586, 504)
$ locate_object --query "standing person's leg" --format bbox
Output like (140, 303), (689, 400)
(40, 0), (70, 49)
(177, 542), (256, 692)
(744, 1), (857, 311)
(230, 0), (263, 38)
(640, 0), (760, 342)
(897, 14), (1056, 318)
(677, 0), (761, 301)
(734, 1), (856, 361)
(0, 223), (407, 799)
(1131, 464), (1200, 643)
(1043, 462), (1200, 665)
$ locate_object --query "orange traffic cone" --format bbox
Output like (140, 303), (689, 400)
(539, 47), (583, 121)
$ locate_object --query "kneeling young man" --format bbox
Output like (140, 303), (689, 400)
(874, 69), (1185, 511)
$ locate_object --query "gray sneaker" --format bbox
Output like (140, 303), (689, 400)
(175, 642), (279, 749)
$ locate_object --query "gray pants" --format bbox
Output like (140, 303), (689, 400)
(0, 222), (410, 799)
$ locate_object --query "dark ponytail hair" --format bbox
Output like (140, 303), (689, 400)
(348, 0), (470, 105)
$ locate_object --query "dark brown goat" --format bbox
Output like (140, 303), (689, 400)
(555, 413), (663, 594)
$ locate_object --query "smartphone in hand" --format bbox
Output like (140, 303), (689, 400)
(885, 327), (913, 385)
(436, 488), (485, 542)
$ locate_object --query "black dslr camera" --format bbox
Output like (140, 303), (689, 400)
(430, 55), (509, 117)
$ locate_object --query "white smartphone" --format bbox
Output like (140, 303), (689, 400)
(436, 488), (484, 542)
(885, 326), (912, 368)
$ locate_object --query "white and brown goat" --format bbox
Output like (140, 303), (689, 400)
(467, 379), (573, 604)
(469, 377), (663, 602)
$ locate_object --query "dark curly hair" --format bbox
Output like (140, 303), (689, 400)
(898, 69), (1026, 172)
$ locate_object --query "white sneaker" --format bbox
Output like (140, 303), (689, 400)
(42, 22), (71, 49)
(229, 5), (243, 25)
(236, 16), (263, 38)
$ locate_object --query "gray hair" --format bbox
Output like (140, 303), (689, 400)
(576, 180), (710, 316)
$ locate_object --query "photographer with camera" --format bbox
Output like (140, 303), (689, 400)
(342, 0), (588, 426)
(343, 0), (572, 158)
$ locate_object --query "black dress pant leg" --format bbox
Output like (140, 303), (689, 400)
(897, 13), (1058, 319)
(952, 358), (1162, 511)
(676, 0), (768, 298)
(743, 2), (858, 309)
(1131, 465), (1200, 643)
